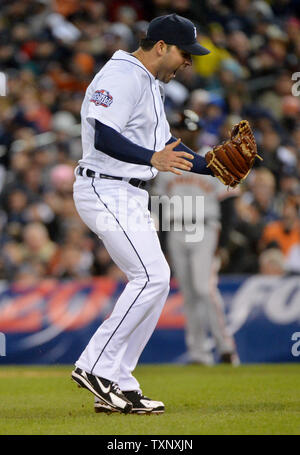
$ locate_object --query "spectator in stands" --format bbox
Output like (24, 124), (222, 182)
(241, 168), (278, 223)
(258, 247), (285, 276)
(285, 244), (300, 275)
(50, 244), (93, 279)
(13, 259), (47, 286)
(22, 222), (57, 270)
(6, 189), (28, 237)
(258, 130), (283, 178)
(0, 0), (300, 281)
(226, 196), (264, 273)
(260, 197), (300, 258)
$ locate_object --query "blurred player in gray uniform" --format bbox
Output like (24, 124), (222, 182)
(153, 110), (239, 365)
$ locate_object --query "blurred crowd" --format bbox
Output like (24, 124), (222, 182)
(0, 0), (299, 284)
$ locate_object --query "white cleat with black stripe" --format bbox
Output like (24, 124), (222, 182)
(94, 390), (165, 415)
(71, 367), (132, 414)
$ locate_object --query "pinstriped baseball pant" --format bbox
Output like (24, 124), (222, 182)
(73, 174), (170, 391)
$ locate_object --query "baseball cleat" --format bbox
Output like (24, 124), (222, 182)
(71, 367), (132, 414)
(220, 352), (240, 366)
(123, 390), (165, 414)
(94, 390), (165, 414)
(94, 397), (119, 414)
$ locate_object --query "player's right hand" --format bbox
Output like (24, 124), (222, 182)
(150, 138), (194, 175)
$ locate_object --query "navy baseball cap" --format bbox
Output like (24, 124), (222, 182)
(146, 14), (210, 56)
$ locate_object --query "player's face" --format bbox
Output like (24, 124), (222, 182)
(157, 45), (192, 83)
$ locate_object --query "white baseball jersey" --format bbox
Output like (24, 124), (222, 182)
(79, 50), (171, 180)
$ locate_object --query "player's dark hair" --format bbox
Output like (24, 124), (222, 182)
(140, 38), (172, 51)
(140, 38), (157, 50)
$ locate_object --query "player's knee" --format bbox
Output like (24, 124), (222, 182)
(195, 287), (210, 301)
(150, 260), (170, 292)
(160, 262), (171, 289)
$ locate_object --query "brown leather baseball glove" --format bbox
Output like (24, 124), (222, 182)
(205, 120), (262, 187)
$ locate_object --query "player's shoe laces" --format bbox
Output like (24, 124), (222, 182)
(71, 367), (132, 414)
(94, 389), (165, 414)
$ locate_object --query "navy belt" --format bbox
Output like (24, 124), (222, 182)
(77, 167), (146, 189)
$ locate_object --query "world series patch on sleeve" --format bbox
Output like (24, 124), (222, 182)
(205, 120), (262, 188)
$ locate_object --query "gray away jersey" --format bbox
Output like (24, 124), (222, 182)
(153, 169), (230, 226)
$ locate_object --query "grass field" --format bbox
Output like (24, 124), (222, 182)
(0, 364), (299, 435)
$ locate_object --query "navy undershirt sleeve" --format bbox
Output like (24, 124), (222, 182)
(94, 121), (214, 176)
(94, 120), (155, 166)
(166, 136), (214, 176)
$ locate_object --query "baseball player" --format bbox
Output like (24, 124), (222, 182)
(153, 110), (239, 365)
(70, 13), (254, 415)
